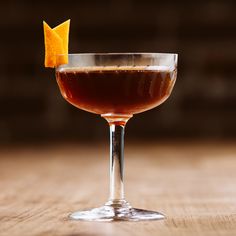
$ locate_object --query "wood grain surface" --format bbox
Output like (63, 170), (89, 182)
(0, 142), (236, 236)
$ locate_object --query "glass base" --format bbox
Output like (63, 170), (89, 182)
(69, 200), (165, 222)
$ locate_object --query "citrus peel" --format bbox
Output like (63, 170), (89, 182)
(43, 20), (70, 68)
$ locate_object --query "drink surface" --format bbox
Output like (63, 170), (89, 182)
(56, 66), (176, 115)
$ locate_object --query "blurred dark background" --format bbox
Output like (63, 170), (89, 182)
(0, 0), (236, 144)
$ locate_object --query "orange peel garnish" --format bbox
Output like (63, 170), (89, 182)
(43, 20), (70, 68)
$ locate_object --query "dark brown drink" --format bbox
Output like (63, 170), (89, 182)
(56, 66), (176, 115)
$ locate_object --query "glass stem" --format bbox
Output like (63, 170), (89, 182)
(109, 123), (125, 201)
(102, 114), (132, 208)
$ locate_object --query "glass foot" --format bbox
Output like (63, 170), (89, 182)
(69, 202), (165, 221)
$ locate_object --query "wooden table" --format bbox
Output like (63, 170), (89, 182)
(0, 142), (236, 236)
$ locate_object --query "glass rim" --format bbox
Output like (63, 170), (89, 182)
(56, 52), (178, 57)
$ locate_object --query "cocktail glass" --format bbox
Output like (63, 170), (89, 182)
(55, 53), (178, 221)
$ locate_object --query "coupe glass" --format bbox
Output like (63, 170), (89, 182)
(55, 53), (177, 221)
